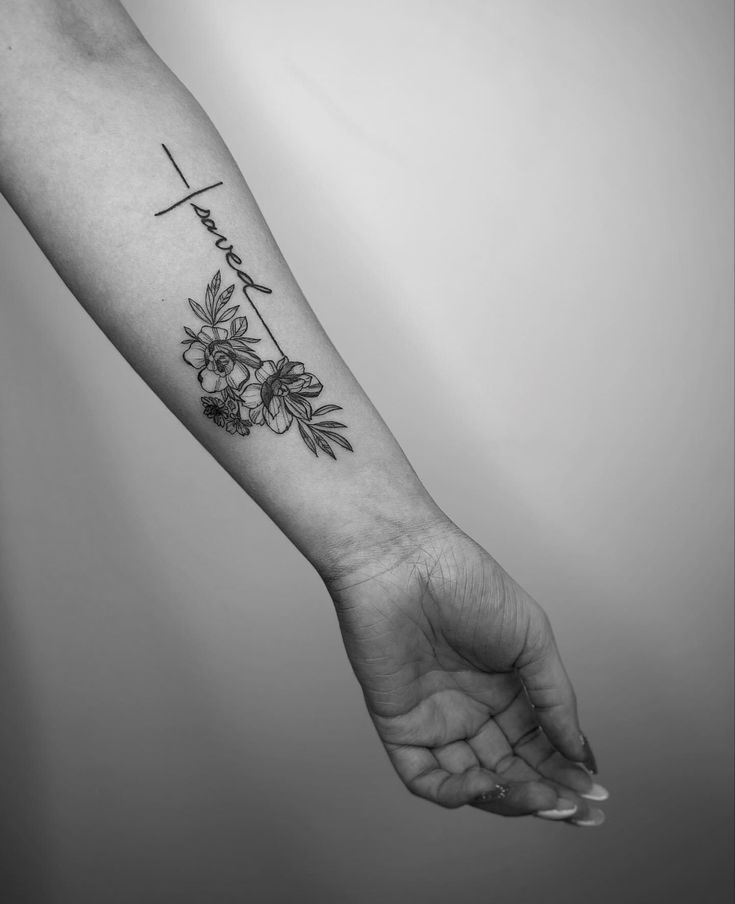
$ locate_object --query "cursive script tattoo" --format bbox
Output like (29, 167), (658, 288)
(157, 145), (352, 459)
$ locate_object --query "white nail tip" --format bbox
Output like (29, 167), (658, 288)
(572, 810), (606, 827)
(581, 783), (609, 801)
(535, 807), (578, 820)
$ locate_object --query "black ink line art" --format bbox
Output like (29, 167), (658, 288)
(157, 145), (352, 458)
(153, 181), (224, 216)
(157, 145), (280, 354)
(181, 272), (352, 457)
(162, 142), (189, 188)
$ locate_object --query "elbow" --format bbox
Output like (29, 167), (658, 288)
(1, 1), (153, 70)
(50, 2), (151, 68)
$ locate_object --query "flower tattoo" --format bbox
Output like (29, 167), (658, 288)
(184, 322), (261, 394)
(241, 359), (322, 433)
(182, 272), (352, 458)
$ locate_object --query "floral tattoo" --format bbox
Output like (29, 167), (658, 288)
(157, 144), (353, 459)
(182, 271), (352, 457)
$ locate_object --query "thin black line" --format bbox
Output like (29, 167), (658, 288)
(162, 143), (189, 188)
(154, 182), (224, 216)
(246, 296), (284, 357)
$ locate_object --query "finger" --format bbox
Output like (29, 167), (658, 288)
(466, 717), (548, 784)
(491, 690), (605, 798)
(472, 780), (573, 818)
(496, 769), (605, 826)
(488, 761), (605, 824)
(387, 745), (562, 816)
(515, 733), (608, 801)
(436, 732), (582, 818)
(500, 758), (607, 826)
(516, 609), (594, 769)
(434, 740), (480, 773)
(538, 781), (606, 827)
(467, 718), (566, 790)
(466, 718), (516, 772)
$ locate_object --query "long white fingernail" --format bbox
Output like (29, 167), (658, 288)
(536, 798), (578, 820)
(581, 783), (609, 802)
(571, 807), (606, 827)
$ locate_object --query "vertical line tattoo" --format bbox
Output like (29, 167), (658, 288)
(162, 142), (189, 188)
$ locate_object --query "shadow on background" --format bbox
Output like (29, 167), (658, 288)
(0, 248), (320, 903)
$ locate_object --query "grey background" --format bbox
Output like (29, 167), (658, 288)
(1, 1), (732, 902)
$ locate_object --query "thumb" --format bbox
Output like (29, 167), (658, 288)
(516, 606), (598, 772)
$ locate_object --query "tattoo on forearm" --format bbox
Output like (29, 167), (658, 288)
(155, 145), (353, 459)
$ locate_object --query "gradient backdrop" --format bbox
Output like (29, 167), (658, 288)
(1, 2), (732, 902)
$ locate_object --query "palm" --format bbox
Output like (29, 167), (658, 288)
(330, 528), (601, 819)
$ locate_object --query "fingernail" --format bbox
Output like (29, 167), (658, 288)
(581, 782), (609, 802)
(535, 798), (578, 820)
(579, 733), (598, 774)
(571, 807), (605, 827)
(475, 784), (510, 803)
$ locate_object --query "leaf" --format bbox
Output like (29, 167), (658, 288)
(228, 338), (257, 350)
(216, 306), (239, 322)
(312, 430), (336, 459)
(230, 315), (248, 336)
(189, 298), (210, 323)
(320, 430), (353, 452)
(205, 272), (220, 319)
(313, 420), (347, 429)
(285, 395), (312, 421)
(215, 284), (235, 315)
(298, 421), (318, 456)
(312, 404), (342, 416)
(184, 326), (199, 340)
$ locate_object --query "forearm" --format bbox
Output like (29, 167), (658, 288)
(0, 3), (445, 577)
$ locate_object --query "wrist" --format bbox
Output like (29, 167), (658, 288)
(308, 464), (454, 590)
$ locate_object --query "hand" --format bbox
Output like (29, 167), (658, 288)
(327, 520), (607, 825)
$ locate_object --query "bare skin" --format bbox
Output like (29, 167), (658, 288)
(329, 521), (606, 823)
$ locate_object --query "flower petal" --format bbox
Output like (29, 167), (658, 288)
(199, 368), (227, 393)
(226, 361), (250, 391)
(268, 394), (283, 417)
(300, 377), (323, 397)
(264, 399), (293, 434)
(249, 404), (265, 425)
(255, 361), (277, 382)
(234, 349), (263, 369)
(183, 342), (207, 369)
(241, 383), (263, 408)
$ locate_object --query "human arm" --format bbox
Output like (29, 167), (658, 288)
(0, 0), (606, 823)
